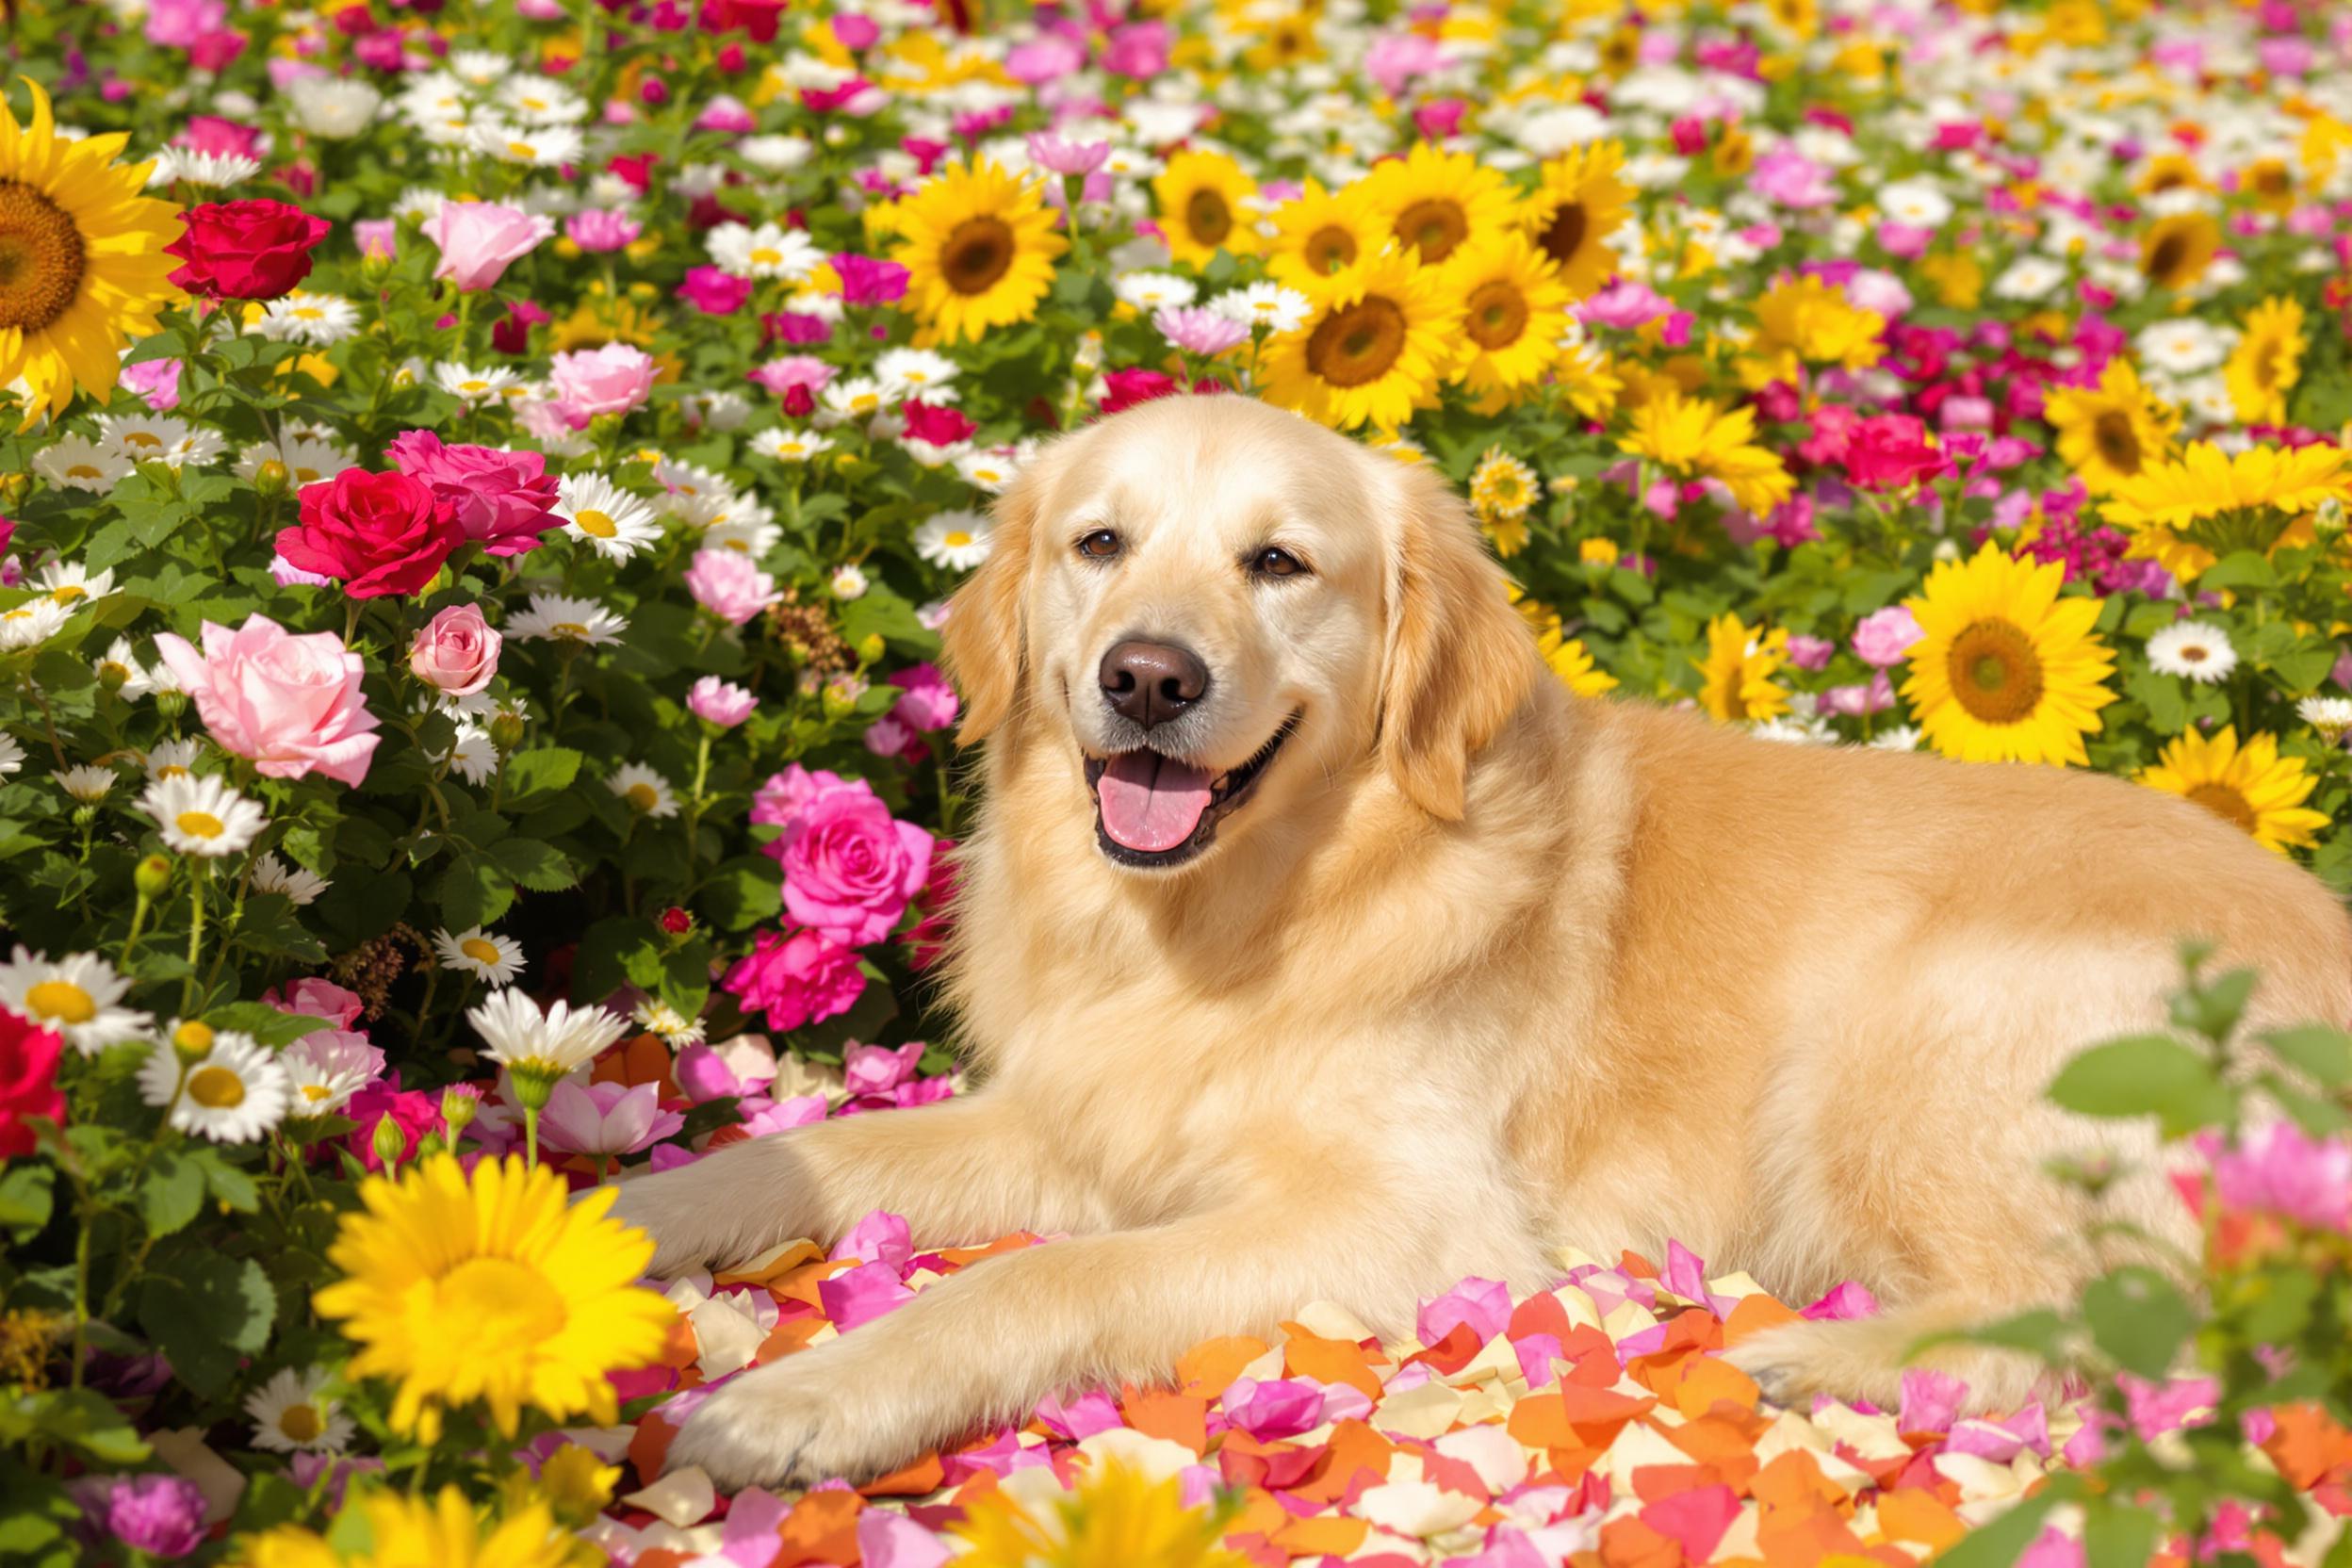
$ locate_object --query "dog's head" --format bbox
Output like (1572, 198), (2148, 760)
(941, 396), (1537, 872)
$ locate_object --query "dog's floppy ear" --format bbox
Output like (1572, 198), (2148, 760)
(939, 460), (1043, 743)
(1379, 462), (1540, 820)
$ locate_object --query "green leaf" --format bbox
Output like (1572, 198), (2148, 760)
(2235, 1263), (2321, 1344)
(697, 856), (782, 932)
(2082, 1501), (2164, 1568)
(139, 1151), (204, 1238)
(1933, 1491), (2062, 1568)
(1909, 1308), (2071, 1365)
(195, 1149), (260, 1213)
(137, 1248), (275, 1396)
(2198, 550), (2277, 590)
(2082, 1266), (2194, 1379)
(2048, 1035), (2234, 1137)
(502, 746), (583, 808)
(204, 1003), (331, 1047)
(488, 837), (577, 892)
(2263, 1024), (2352, 1090)
(2260, 1073), (2352, 1138)
(2170, 967), (2258, 1044)
(24, 1388), (150, 1465)
(0, 1165), (54, 1243)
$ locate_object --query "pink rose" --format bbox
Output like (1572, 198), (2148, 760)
(386, 431), (562, 557)
(886, 664), (958, 732)
(420, 201), (555, 292)
(684, 548), (782, 626)
(549, 344), (657, 428)
(723, 928), (867, 1033)
(564, 208), (643, 253)
(1853, 606), (1924, 668)
(757, 764), (934, 947)
(537, 1080), (682, 1158)
(688, 676), (757, 728)
(264, 976), (367, 1029)
(151, 614), (381, 786)
(409, 604), (502, 696)
(1842, 415), (1952, 493)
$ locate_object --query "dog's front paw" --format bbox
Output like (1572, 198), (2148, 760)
(600, 1169), (749, 1280)
(665, 1344), (934, 1492)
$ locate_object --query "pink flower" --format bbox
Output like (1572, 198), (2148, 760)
(748, 354), (834, 398)
(758, 763), (935, 947)
(282, 1028), (385, 1094)
(1853, 605), (1924, 667)
(408, 603), (502, 697)
(2213, 1121), (2352, 1231)
(386, 431), (562, 557)
(1842, 415), (1952, 493)
(903, 400), (975, 448)
(549, 344), (657, 428)
(1365, 30), (1442, 95)
(678, 265), (754, 315)
(724, 928), (867, 1033)
(265, 977), (366, 1029)
(843, 1040), (923, 1098)
(1417, 1277), (1511, 1347)
(565, 207), (643, 253)
(420, 201), (555, 292)
(1027, 132), (1110, 176)
(538, 1080), (683, 1158)
(830, 253), (909, 306)
(152, 614), (381, 786)
(1153, 305), (1250, 356)
(120, 357), (182, 412)
(353, 219), (398, 260)
(886, 664), (959, 732)
(1785, 633), (1836, 671)
(345, 1077), (438, 1172)
(1751, 145), (1837, 208)
(688, 675), (757, 728)
(86, 1473), (207, 1560)
(684, 548), (783, 626)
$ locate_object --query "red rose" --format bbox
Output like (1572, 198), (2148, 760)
(903, 399), (975, 447)
(0, 1008), (64, 1159)
(166, 199), (332, 301)
(277, 469), (463, 599)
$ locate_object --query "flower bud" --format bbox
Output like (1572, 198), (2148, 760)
(371, 1113), (408, 1171)
(253, 459), (290, 499)
(135, 854), (172, 901)
(440, 1086), (480, 1137)
(659, 906), (693, 936)
(2317, 497), (2346, 541)
(172, 1019), (215, 1064)
(488, 710), (527, 755)
(154, 690), (188, 721)
(856, 632), (885, 667)
(96, 660), (128, 694)
(821, 674), (867, 719)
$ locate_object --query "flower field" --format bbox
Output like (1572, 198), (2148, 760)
(7, 0), (2352, 1563)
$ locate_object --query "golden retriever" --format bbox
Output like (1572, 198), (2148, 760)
(614, 393), (2352, 1492)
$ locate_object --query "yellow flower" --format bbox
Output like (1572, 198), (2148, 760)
(1360, 141), (1520, 270)
(2043, 358), (2179, 495)
(1469, 447), (1541, 524)
(313, 1155), (672, 1443)
(2140, 212), (2220, 292)
(953, 1460), (1249, 1568)
(1265, 177), (1385, 296)
(2138, 727), (2329, 855)
(2103, 441), (2352, 579)
(1259, 246), (1462, 431)
(234, 1487), (591, 1568)
(502, 1444), (621, 1530)
(1579, 537), (1620, 566)
(1901, 544), (2116, 767)
(1519, 141), (1633, 299)
(1919, 252), (1984, 310)
(0, 79), (184, 425)
(2224, 296), (2306, 428)
(891, 158), (1068, 346)
(1740, 273), (1885, 386)
(1151, 150), (1259, 269)
(1543, 629), (1618, 696)
(1619, 391), (1795, 516)
(1444, 229), (1571, 399)
(1695, 612), (1790, 723)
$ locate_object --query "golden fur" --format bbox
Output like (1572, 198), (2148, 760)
(614, 395), (2352, 1491)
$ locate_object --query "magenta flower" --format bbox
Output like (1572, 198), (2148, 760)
(1152, 305), (1250, 357)
(723, 928), (867, 1033)
(1852, 605), (1925, 668)
(2212, 1121), (2352, 1231)
(86, 1474), (207, 1560)
(678, 265), (755, 316)
(748, 354), (834, 398)
(386, 431), (562, 557)
(537, 1080), (683, 1159)
(564, 208), (644, 253)
(831, 253), (909, 306)
(688, 676), (758, 728)
(759, 763), (935, 947)
(684, 548), (783, 627)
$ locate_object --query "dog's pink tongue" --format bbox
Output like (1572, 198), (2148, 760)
(1098, 751), (1214, 854)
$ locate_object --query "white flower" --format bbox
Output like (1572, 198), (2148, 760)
(95, 414), (221, 468)
(142, 738), (204, 781)
(32, 435), (131, 492)
(142, 774), (267, 858)
(1112, 270), (1198, 311)
(750, 427), (835, 465)
(820, 376), (888, 421)
(287, 76), (383, 139)
(954, 448), (1019, 492)
(2147, 620), (2238, 684)
(1875, 178), (1952, 229)
(0, 600), (74, 649)
(2136, 319), (2234, 376)
(630, 997), (705, 1050)
(554, 473), (663, 562)
(434, 363), (519, 403)
(282, 1032), (375, 1118)
(914, 510), (993, 571)
(92, 637), (155, 699)
(1869, 724), (1922, 751)
(0, 734), (21, 776)
(138, 1026), (289, 1143)
(506, 593), (629, 646)
(1751, 714), (1836, 744)
(0, 947), (150, 1054)
(874, 348), (960, 398)
(708, 220), (823, 281)
(56, 765), (117, 803)
(651, 457), (736, 509)
(684, 389), (753, 431)
(245, 1365), (354, 1454)
(466, 988), (631, 1078)
(1990, 256), (2067, 302)
(236, 433), (355, 490)
(472, 120), (583, 168)
(1211, 282), (1313, 335)
(496, 75), (589, 125)
(2298, 695), (2352, 743)
(33, 562), (114, 610)
(436, 721), (497, 785)
(147, 146), (262, 188)
(433, 925), (527, 986)
(737, 133), (814, 172)
(252, 854), (330, 906)
(831, 564), (870, 600)
(608, 762), (679, 819)
(258, 292), (361, 348)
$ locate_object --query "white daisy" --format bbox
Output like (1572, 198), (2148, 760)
(433, 925), (527, 986)
(0, 734), (21, 776)
(142, 738), (204, 781)
(282, 1032), (375, 1117)
(92, 637), (155, 699)
(750, 427), (835, 465)
(874, 347), (960, 398)
(434, 362), (519, 403)
(0, 947), (152, 1054)
(630, 996), (705, 1050)
(466, 988), (631, 1079)
(2298, 695), (2352, 744)
(498, 75), (589, 126)
(820, 376), (888, 421)
(1211, 282), (1313, 335)
(1750, 714), (1837, 744)
(700, 516), (784, 557)
(286, 76), (383, 139)
(139, 1026), (289, 1143)
(1868, 724), (1922, 751)
(831, 564), (870, 599)
(56, 765), (117, 804)
(32, 435), (131, 492)
(2135, 319), (2234, 377)
(257, 292), (361, 348)
(650, 457), (736, 509)
(683, 389), (752, 431)
(506, 593), (629, 646)
(0, 600), (73, 649)
(707, 220), (824, 281)
(1112, 271), (1198, 311)
(244, 1365), (355, 1454)
(914, 510), (994, 571)
(146, 146), (263, 188)
(251, 854), (330, 906)
(237, 433), (356, 491)
(553, 472), (663, 561)
(34, 562), (114, 610)
(2147, 620), (2238, 684)
(954, 448), (1020, 492)
(141, 774), (266, 858)
(472, 120), (583, 168)
(439, 722), (497, 785)
(736, 133), (814, 172)
(1875, 178), (1953, 229)
(95, 414), (222, 468)
(1990, 256), (2067, 302)
(607, 762), (679, 819)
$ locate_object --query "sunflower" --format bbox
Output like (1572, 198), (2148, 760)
(2223, 296), (2306, 428)
(891, 158), (1068, 346)
(954, 1460), (1249, 1568)
(2042, 358), (2179, 495)
(233, 1488), (585, 1568)
(2103, 441), (2352, 579)
(2140, 211), (2220, 292)
(1360, 141), (1520, 270)
(1901, 544), (2116, 767)
(0, 79), (183, 425)
(1259, 246), (1462, 431)
(2139, 727), (2328, 855)
(1519, 141), (1632, 299)
(313, 1155), (672, 1443)
(1618, 391), (1795, 516)
(1695, 612), (1790, 724)
(1264, 178), (1385, 295)
(1445, 229), (1571, 400)
(1151, 150), (1260, 270)
(1739, 273), (1885, 386)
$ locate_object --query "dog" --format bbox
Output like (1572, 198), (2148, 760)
(613, 393), (2352, 1491)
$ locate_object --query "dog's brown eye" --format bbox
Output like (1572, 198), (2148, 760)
(1077, 530), (1121, 561)
(1251, 547), (1307, 580)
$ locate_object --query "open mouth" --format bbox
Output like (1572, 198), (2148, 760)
(1084, 712), (1299, 869)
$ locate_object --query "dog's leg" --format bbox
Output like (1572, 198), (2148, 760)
(605, 1091), (1095, 1278)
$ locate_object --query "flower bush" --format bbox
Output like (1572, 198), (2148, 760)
(4, 0), (2352, 1561)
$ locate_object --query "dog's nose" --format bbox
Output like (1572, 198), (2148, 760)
(1099, 640), (1209, 728)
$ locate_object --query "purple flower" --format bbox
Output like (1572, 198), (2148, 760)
(89, 1474), (207, 1559)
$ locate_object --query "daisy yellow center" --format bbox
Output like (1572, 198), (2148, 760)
(1184, 188), (1233, 247)
(507, 140), (537, 159)
(575, 509), (618, 538)
(434, 1256), (568, 1358)
(2091, 412), (2141, 473)
(460, 938), (502, 966)
(1541, 202), (1589, 266)
(625, 782), (660, 811)
(25, 979), (94, 1024)
(0, 179), (87, 333)
(1946, 618), (2045, 725)
(301, 1083), (335, 1103)
(943, 529), (972, 547)
(552, 621), (590, 639)
(176, 809), (226, 839)
(2185, 781), (2257, 832)
(1394, 198), (1468, 264)
(66, 464), (100, 480)
(1464, 281), (1530, 350)
(1305, 297), (1408, 388)
(121, 431), (163, 450)
(278, 1404), (323, 1443)
(751, 246), (783, 268)
(188, 1066), (246, 1109)
(940, 217), (1015, 296)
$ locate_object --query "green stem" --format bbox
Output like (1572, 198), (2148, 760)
(523, 1102), (540, 1168)
(181, 869), (208, 1015)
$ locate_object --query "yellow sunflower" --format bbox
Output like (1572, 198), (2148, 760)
(0, 78), (183, 425)
(1445, 228), (1571, 400)
(1360, 141), (1521, 270)
(1151, 150), (1260, 269)
(313, 1155), (672, 1443)
(1695, 612), (1791, 724)
(1265, 177), (1385, 295)
(1520, 141), (1633, 299)
(1259, 246), (1463, 431)
(2223, 296), (2306, 428)
(954, 1461), (1248, 1568)
(2138, 727), (2329, 855)
(891, 158), (1068, 346)
(1739, 273), (1886, 386)
(233, 1488), (588, 1568)
(1618, 391), (1795, 516)
(2140, 212), (2220, 292)
(2103, 441), (2352, 579)
(2042, 358), (2179, 495)
(1901, 544), (2116, 767)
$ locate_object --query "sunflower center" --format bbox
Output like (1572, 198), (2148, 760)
(25, 979), (94, 1024)
(1541, 203), (1590, 265)
(1305, 297), (1408, 388)
(1464, 281), (1530, 350)
(940, 217), (1015, 296)
(2185, 781), (2258, 832)
(1946, 618), (2045, 725)
(575, 509), (618, 538)
(1393, 198), (1468, 264)
(460, 938), (502, 965)
(0, 179), (87, 333)
(2146, 233), (2185, 282)
(1184, 188), (1233, 247)
(279, 1403), (323, 1442)
(188, 1066), (247, 1109)
(2091, 412), (2141, 472)
(435, 1257), (568, 1357)
(1304, 224), (1358, 274)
